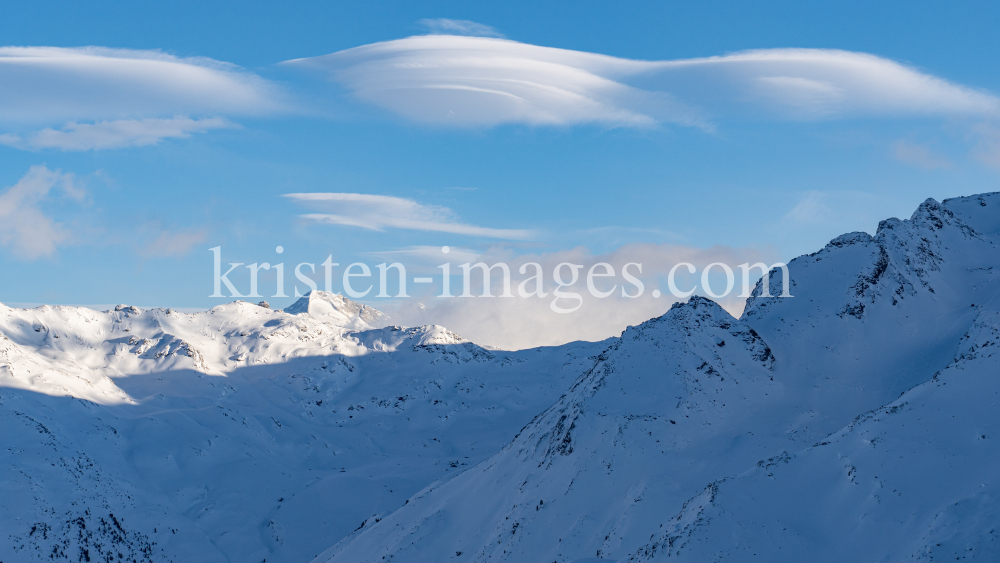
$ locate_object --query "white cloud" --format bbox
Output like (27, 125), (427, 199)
(0, 47), (283, 124)
(284, 192), (535, 239)
(892, 140), (952, 170)
(285, 36), (1000, 127)
(381, 242), (778, 349)
(0, 46), (283, 151)
(284, 35), (697, 127)
(0, 166), (83, 258)
(659, 49), (1000, 119)
(0, 116), (233, 151)
(417, 18), (504, 38)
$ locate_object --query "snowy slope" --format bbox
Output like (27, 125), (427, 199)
(619, 305), (1000, 562)
(0, 292), (608, 562)
(317, 193), (1000, 562)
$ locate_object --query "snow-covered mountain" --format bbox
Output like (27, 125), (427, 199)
(2, 193), (999, 563)
(0, 293), (608, 562)
(281, 290), (390, 330)
(317, 193), (1000, 562)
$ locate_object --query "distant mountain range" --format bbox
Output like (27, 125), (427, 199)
(2, 193), (998, 562)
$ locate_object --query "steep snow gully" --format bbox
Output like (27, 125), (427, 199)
(2, 193), (999, 562)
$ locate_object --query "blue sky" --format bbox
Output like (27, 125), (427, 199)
(2, 1), (999, 347)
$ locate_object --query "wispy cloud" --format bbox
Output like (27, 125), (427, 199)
(365, 245), (483, 267)
(892, 140), (952, 170)
(139, 228), (209, 258)
(0, 117), (234, 151)
(418, 18), (504, 38)
(781, 190), (914, 237)
(0, 166), (84, 258)
(284, 192), (535, 239)
(973, 123), (1000, 171)
(286, 35), (1000, 127)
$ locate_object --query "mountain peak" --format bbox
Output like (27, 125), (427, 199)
(282, 290), (389, 330)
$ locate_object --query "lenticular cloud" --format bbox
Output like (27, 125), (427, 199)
(286, 35), (1000, 127)
(0, 46), (284, 124)
(286, 35), (693, 127)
